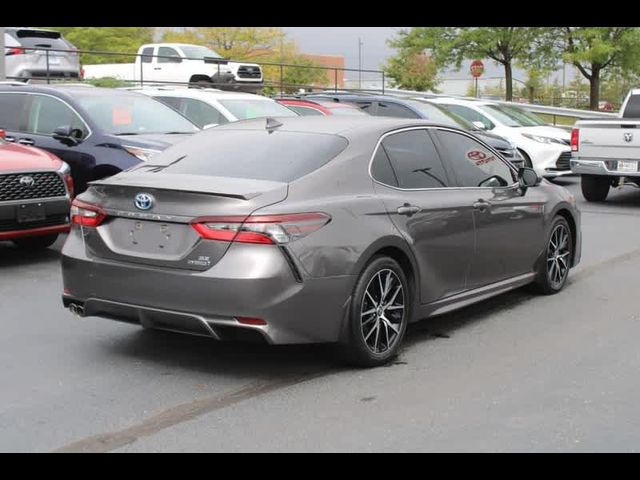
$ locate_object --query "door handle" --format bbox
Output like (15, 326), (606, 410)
(397, 204), (421, 216)
(473, 199), (491, 212)
(154, 67), (162, 70)
(18, 138), (35, 146)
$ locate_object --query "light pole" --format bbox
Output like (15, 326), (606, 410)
(0, 27), (5, 81)
(358, 37), (363, 89)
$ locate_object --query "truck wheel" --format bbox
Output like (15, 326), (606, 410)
(12, 234), (59, 250)
(581, 174), (610, 202)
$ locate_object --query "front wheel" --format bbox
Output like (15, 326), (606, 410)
(581, 174), (610, 202)
(340, 256), (410, 367)
(12, 234), (58, 250)
(533, 217), (573, 295)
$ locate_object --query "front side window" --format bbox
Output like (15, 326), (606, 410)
(445, 104), (495, 130)
(155, 97), (228, 128)
(157, 47), (180, 64)
(26, 95), (86, 137)
(380, 129), (449, 189)
(436, 130), (515, 188)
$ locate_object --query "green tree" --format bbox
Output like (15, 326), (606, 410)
(387, 27), (554, 101)
(45, 27), (154, 64)
(384, 51), (439, 91)
(557, 27), (640, 110)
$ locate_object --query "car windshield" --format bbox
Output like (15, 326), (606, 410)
(219, 99), (298, 120)
(179, 45), (223, 60)
(73, 91), (199, 135)
(147, 129), (349, 182)
(406, 99), (476, 129)
(481, 105), (546, 127)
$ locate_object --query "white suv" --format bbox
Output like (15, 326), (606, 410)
(429, 98), (572, 179)
(130, 87), (297, 128)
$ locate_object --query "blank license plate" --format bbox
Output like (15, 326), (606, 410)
(17, 203), (46, 223)
(47, 57), (61, 65)
(618, 161), (637, 172)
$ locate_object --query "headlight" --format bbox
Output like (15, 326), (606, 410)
(522, 133), (566, 145)
(123, 146), (162, 162)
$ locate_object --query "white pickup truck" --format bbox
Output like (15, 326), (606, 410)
(571, 89), (640, 201)
(83, 43), (264, 93)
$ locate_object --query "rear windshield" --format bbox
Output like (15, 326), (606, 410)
(12, 30), (71, 50)
(147, 129), (349, 182)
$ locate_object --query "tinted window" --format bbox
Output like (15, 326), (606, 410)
(436, 130), (515, 188)
(0, 93), (29, 131)
(381, 129), (448, 188)
(287, 105), (324, 116)
(158, 47), (180, 64)
(355, 101), (375, 113)
(73, 91), (198, 135)
(445, 105), (495, 130)
(148, 130), (348, 182)
(141, 47), (154, 64)
(377, 102), (421, 119)
(155, 97), (228, 128)
(370, 145), (398, 187)
(26, 95), (86, 137)
(623, 95), (640, 118)
(218, 99), (297, 120)
(13, 30), (71, 50)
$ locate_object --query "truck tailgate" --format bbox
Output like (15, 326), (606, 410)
(578, 119), (640, 160)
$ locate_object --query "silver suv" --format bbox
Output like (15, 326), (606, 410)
(4, 28), (80, 82)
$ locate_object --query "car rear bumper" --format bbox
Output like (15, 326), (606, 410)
(61, 230), (355, 345)
(571, 158), (640, 177)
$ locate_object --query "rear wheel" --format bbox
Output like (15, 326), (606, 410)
(581, 174), (610, 202)
(341, 256), (410, 367)
(12, 234), (58, 250)
(533, 217), (572, 295)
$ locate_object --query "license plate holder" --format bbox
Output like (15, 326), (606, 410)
(618, 160), (637, 173)
(17, 203), (46, 223)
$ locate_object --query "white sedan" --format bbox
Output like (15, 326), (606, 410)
(429, 98), (572, 179)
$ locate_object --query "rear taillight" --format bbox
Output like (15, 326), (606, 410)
(71, 199), (106, 227)
(192, 213), (331, 245)
(0, 129), (5, 140)
(5, 47), (25, 56)
(64, 175), (74, 198)
(571, 128), (579, 152)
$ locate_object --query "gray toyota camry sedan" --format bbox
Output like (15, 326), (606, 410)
(61, 116), (581, 367)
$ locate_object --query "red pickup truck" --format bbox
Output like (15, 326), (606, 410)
(0, 129), (74, 250)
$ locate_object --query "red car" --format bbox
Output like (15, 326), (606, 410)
(276, 98), (368, 116)
(0, 129), (74, 250)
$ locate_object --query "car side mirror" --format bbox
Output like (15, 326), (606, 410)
(518, 167), (540, 191)
(472, 121), (487, 130)
(53, 125), (83, 146)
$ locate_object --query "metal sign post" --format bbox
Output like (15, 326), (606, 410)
(0, 27), (5, 81)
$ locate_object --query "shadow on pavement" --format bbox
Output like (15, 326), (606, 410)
(0, 240), (62, 268)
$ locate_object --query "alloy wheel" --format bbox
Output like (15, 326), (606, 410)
(360, 269), (405, 354)
(547, 223), (571, 289)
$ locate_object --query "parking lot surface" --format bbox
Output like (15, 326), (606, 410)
(2, 177), (640, 452)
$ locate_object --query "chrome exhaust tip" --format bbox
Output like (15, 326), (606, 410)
(69, 303), (85, 317)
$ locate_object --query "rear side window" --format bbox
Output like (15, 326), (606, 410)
(623, 95), (640, 118)
(381, 129), (449, 189)
(376, 102), (421, 119)
(141, 47), (155, 64)
(370, 146), (399, 187)
(0, 93), (29, 131)
(152, 130), (349, 182)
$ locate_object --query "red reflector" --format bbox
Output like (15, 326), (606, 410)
(6, 47), (25, 56)
(571, 128), (579, 152)
(237, 317), (267, 326)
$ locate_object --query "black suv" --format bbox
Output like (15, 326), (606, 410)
(0, 84), (199, 192)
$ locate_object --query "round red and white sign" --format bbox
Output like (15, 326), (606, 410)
(470, 60), (484, 78)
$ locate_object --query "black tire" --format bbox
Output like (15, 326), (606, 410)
(340, 256), (411, 368)
(12, 234), (58, 250)
(581, 174), (610, 202)
(532, 216), (573, 295)
(518, 149), (533, 168)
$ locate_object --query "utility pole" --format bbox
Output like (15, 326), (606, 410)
(358, 37), (363, 89)
(0, 27), (5, 81)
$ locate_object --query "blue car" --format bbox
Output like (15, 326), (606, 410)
(0, 84), (199, 192)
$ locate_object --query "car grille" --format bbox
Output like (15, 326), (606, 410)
(0, 172), (66, 202)
(556, 151), (572, 170)
(237, 66), (261, 79)
(0, 214), (68, 232)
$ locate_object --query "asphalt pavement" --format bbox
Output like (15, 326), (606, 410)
(2, 177), (640, 452)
